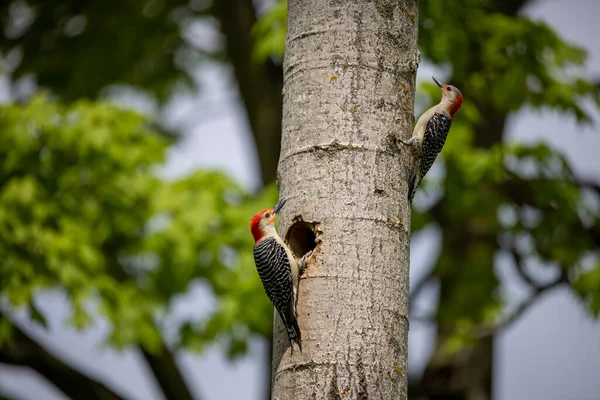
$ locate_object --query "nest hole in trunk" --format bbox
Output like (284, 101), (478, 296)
(285, 218), (318, 258)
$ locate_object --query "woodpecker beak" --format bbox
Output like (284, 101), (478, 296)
(273, 198), (287, 214)
(432, 76), (444, 88)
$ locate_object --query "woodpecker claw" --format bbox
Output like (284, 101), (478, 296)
(399, 136), (420, 156)
(298, 250), (313, 275)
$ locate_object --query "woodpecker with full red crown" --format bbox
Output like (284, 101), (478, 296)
(400, 76), (463, 203)
(250, 198), (310, 353)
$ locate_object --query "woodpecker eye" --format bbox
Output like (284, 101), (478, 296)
(264, 212), (271, 218)
(446, 86), (452, 91)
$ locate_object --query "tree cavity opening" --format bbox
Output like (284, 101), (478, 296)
(285, 218), (318, 258)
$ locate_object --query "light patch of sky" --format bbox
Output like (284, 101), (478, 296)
(1, 1), (599, 399)
(159, 62), (262, 190)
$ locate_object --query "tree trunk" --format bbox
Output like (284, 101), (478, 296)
(273, 0), (419, 398)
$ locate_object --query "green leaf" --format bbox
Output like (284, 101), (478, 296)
(29, 303), (48, 329)
(572, 263), (600, 318)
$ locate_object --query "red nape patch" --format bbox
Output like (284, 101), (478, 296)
(449, 93), (463, 118)
(250, 210), (268, 242)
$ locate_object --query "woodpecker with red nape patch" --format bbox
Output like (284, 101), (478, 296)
(400, 76), (463, 203)
(250, 198), (311, 353)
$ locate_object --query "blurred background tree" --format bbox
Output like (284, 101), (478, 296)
(0, 0), (599, 399)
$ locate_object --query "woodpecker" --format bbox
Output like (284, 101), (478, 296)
(250, 198), (310, 353)
(400, 76), (463, 203)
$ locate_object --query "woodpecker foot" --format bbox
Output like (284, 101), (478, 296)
(298, 250), (313, 275)
(398, 136), (420, 155)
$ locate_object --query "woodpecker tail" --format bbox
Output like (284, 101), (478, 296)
(278, 309), (302, 353)
(408, 162), (420, 203)
(408, 176), (417, 203)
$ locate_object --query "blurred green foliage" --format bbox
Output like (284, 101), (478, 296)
(251, 0), (287, 64)
(0, 0), (214, 101)
(0, 96), (276, 357)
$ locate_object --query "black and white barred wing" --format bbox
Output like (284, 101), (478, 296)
(253, 237), (302, 350)
(408, 113), (453, 202)
(253, 237), (293, 314)
(420, 113), (452, 179)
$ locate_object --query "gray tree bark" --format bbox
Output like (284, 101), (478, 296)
(273, 0), (419, 398)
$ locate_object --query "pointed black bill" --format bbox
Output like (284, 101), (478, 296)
(432, 76), (444, 88)
(273, 198), (287, 214)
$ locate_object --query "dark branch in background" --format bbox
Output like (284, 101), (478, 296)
(506, 176), (600, 249)
(0, 231), (197, 400)
(102, 237), (197, 400)
(474, 270), (569, 338)
(139, 347), (194, 400)
(587, 225), (600, 248)
(510, 251), (537, 287)
(409, 269), (566, 331)
(575, 176), (600, 247)
(0, 314), (131, 400)
(576, 177), (600, 197)
(211, 0), (284, 185)
(500, 0), (536, 16)
(0, 388), (25, 400)
(0, 233), (198, 400)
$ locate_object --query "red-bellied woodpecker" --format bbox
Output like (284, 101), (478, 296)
(400, 76), (463, 203)
(250, 198), (310, 353)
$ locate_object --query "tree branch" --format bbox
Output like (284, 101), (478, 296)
(501, 174), (600, 251)
(576, 177), (600, 197)
(510, 251), (537, 287)
(572, 178), (600, 248)
(493, 0), (537, 16)
(409, 270), (569, 337)
(0, 315), (131, 400)
(0, 387), (25, 400)
(473, 271), (569, 338)
(103, 237), (198, 400)
(139, 346), (194, 400)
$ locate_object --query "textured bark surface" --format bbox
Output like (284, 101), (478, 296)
(273, 0), (419, 398)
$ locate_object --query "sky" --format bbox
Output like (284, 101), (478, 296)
(1, 0), (600, 399)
